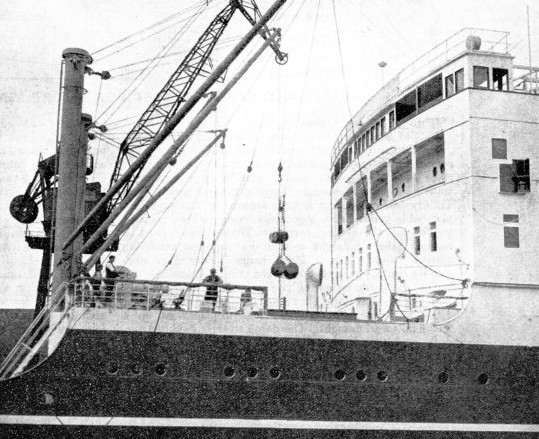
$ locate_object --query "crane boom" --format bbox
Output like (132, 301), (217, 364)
(108, 0), (286, 213)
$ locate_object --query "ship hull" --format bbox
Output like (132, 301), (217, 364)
(1, 326), (537, 437)
(2, 423), (538, 438)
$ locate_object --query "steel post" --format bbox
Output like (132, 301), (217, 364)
(51, 48), (92, 294)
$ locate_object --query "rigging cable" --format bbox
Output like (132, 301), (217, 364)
(95, 3), (204, 124)
(91, 0), (212, 57)
(331, 0), (394, 309)
(283, 0), (321, 195)
(121, 145), (210, 267)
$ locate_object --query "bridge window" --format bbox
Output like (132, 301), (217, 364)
(389, 110), (396, 130)
(473, 66), (489, 89)
(375, 121), (381, 140)
(381, 116), (386, 136)
(396, 90), (417, 122)
(445, 74), (455, 97)
(455, 69), (465, 93)
(418, 73), (443, 109)
(493, 68), (509, 91)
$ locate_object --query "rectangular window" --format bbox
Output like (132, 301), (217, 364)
(333, 160), (341, 182)
(355, 180), (366, 221)
(348, 146), (353, 163)
(414, 226), (421, 255)
(335, 262), (339, 285)
(362, 134), (366, 151)
(351, 252), (355, 276)
(418, 73), (443, 109)
(340, 259), (343, 280)
(500, 160), (530, 193)
(503, 214), (519, 223)
(340, 149), (348, 169)
(504, 227), (520, 248)
(367, 244), (372, 269)
(445, 74), (455, 97)
(473, 66), (489, 88)
(335, 200), (343, 235)
(375, 121), (381, 140)
(455, 68), (465, 93)
(492, 138), (507, 159)
(366, 131), (371, 147)
(359, 248), (363, 273)
(430, 221), (437, 252)
(370, 127), (375, 145)
(345, 189), (354, 228)
(346, 256), (349, 279)
(381, 116), (386, 136)
(514, 159), (530, 192)
(493, 68), (509, 91)
(396, 90), (417, 122)
(389, 110), (396, 130)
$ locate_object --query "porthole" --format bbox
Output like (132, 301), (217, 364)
(377, 370), (388, 382)
(477, 373), (489, 385)
(43, 392), (54, 405)
(247, 367), (258, 379)
(130, 363), (142, 376)
(432, 166), (438, 177)
(379, 198), (383, 206)
(334, 369), (346, 381)
(438, 371), (449, 384)
(440, 163), (445, 173)
(223, 365), (235, 378)
(401, 183), (405, 192)
(154, 363), (167, 377)
(355, 370), (367, 381)
(106, 361), (119, 375)
(269, 367), (281, 380)
(392, 187), (398, 197)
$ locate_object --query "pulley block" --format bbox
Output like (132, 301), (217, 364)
(10, 194), (38, 224)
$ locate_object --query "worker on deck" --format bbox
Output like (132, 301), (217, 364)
(104, 255), (119, 303)
(203, 268), (222, 311)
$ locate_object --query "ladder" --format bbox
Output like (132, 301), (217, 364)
(0, 282), (73, 381)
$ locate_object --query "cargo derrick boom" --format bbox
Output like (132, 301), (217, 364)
(108, 0), (287, 214)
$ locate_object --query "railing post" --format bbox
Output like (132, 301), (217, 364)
(263, 287), (268, 312)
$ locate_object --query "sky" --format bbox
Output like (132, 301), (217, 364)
(0, 0), (538, 309)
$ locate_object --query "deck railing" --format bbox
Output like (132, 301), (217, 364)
(72, 277), (271, 314)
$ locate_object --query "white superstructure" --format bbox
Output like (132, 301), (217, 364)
(330, 29), (539, 323)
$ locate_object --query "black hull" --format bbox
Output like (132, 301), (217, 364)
(1, 329), (537, 436)
(2, 425), (538, 439)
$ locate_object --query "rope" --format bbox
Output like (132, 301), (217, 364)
(96, 3), (204, 124)
(331, 0), (393, 302)
(91, 0), (210, 57)
(369, 207), (466, 283)
(283, 0), (321, 195)
(190, 162), (252, 282)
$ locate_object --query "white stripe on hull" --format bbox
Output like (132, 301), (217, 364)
(1, 415), (538, 432)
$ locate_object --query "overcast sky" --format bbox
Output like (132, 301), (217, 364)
(0, 0), (537, 309)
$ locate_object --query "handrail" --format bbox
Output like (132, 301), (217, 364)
(0, 282), (72, 381)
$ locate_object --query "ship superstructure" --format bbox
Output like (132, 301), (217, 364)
(331, 29), (539, 326)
